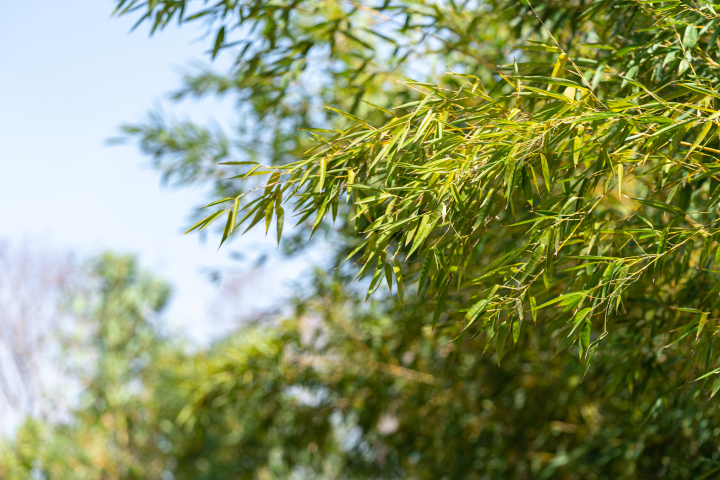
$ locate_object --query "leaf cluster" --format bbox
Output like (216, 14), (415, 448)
(178, 1), (720, 383)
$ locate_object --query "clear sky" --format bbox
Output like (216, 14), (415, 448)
(0, 1), (317, 344)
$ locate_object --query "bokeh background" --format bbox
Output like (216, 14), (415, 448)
(0, 0), (323, 431)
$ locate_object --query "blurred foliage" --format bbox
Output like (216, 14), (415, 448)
(3, 257), (720, 478)
(0, 254), (171, 479)
(114, 0), (521, 200)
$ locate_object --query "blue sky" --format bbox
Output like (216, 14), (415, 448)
(0, 1), (317, 343)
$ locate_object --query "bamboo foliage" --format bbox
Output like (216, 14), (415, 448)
(120, 0), (720, 383)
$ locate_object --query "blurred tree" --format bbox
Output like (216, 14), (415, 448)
(0, 253), (171, 479)
(0, 242), (76, 427)
(4, 261), (720, 478)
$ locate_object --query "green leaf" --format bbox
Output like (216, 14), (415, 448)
(518, 244), (544, 284)
(212, 26), (225, 58)
(264, 203), (273, 235)
(512, 317), (521, 346)
(202, 197), (233, 208)
(315, 158), (327, 193)
(276, 206), (284, 245)
(697, 312), (709, 341)
(708, 22), (720, 53)
(465, 285), (499, 326)
(573, 127), (583, 165)
(418, 249), (434, 297)
(393, 260), (405, 307)
(686, 120), (713, 158)
(712, 376), (720, 398)
(683, 25), (698, 51)
(530, 296), (537, 323)
(366, 259), (386, 301)
(432, 282), (449, 330)
(504, 147), (518, 202)
(385, 262), (393, 293)
(219, 209), (233, 247)
(633, 198), (685, 216)
(362, 100), (397, 118)
(579, 320), (591, 358)
(218, 161), (258, 166)
(496, 320), (510, 364)
(582, 332), (607, 381)
(408, 214), (435, 258)
(509, 76), (584, 89)
(516, 45), (562, 53)
(557, 308), (592, 355)
(326, 106), (369, 126)
(188, 210), (225, 234)
(540, 153), (551, 193)
(537, 291), (586, 310)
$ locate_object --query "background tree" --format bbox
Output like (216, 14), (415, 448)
(0, 242), (76, 427)
(3, 260), (720, 479)
(0, 253), (171, 479)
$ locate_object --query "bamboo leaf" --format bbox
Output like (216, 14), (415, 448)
(276, 206), (284, 245)
(394, 260), (405, 307)
(540, 153), (551, 193)
(212, 26), (225, 58)
(315, 158), (327, 193)
(496, 321), (510, 364)
(418, 249), (435, 297)
(219, 209), (233, 247)
(432, 282), (448, 330)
